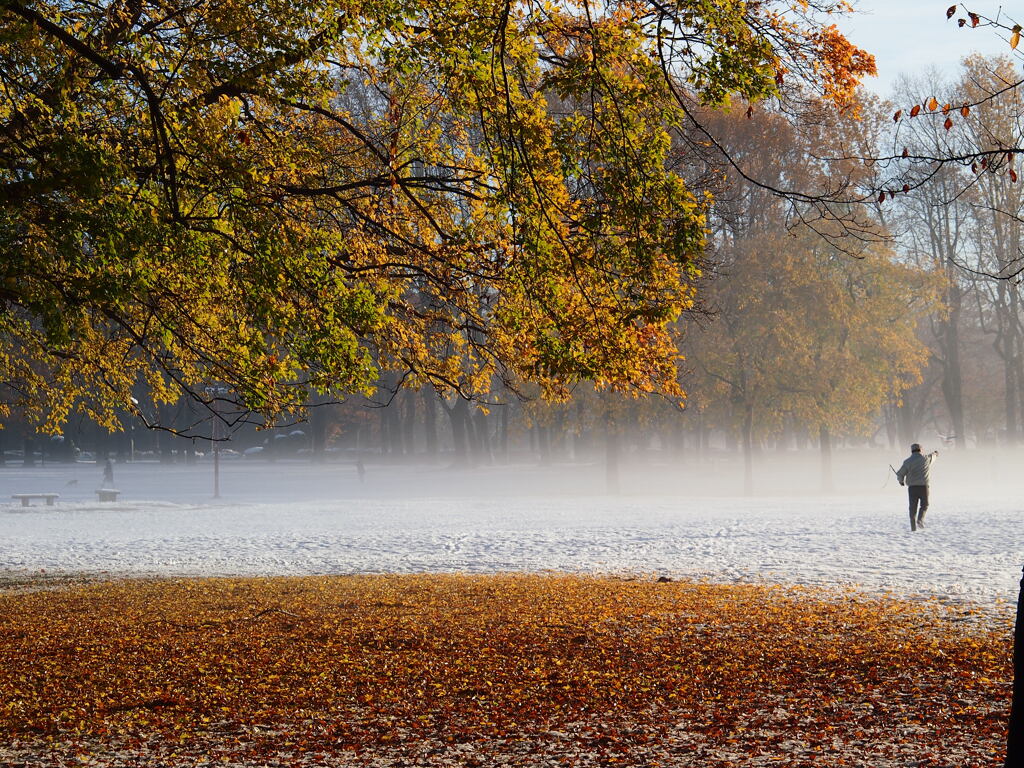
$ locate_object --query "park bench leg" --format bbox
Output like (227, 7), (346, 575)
(20, 498), (29, 507)
(46, 497), (55, 506)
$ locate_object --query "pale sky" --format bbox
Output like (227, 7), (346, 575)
(841, 0), (1017, 96)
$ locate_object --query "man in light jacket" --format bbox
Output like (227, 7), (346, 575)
(896, 443), (939, 532)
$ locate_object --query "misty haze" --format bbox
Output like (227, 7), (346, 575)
(1, 442), (1019, 605)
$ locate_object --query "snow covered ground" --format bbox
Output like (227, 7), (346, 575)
(0, 448), (1020, 608)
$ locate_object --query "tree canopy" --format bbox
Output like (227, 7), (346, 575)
(0, 0), (874, 432)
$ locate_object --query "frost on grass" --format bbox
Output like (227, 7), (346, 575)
(0, 574), (1011, 767)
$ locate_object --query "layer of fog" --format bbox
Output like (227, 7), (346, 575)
(0, 447), (1019, 609)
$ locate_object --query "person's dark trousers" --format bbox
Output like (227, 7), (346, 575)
(908, 485), (929, 531)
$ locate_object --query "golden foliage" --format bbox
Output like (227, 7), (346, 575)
(0, 0), (877, 432)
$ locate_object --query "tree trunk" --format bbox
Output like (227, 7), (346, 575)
(553, 409), (565, 458)
(474, 409), (492, 464)
(1005, 336), (1019, 445)
(500, 404), (509, 462)
(403, 390), (416, 455)
(463, 404), (479, 464)
(883, 403), (898, 449)
(1006, 565), (1024, 767)
(310, 401), (327, 463)
(997, 280), (1022, 445)
(422, 389), (438, 458)
(819, 423), (834, 492)
(446, 398), (469, 464)
(388, 403), (404, 456)
(605, 412), (620, 495)
(742, 403), (754, 495)
(941, 279), (966, 449)
(574, 400), (586, 461)
(538, 424), (551, 461)
(695, 411), (704, 462)
(1015, 348), (1024, 444)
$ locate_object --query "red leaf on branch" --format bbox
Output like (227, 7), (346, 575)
(961, 104), (971, 117)
(901, 147), (909, 158)
(969, 12), (980, 26)
(910, 104), (921, 117)
(946, 4), (957, 19)
(944, 117), (954, 131)
(893, 109), (903, 122)
(1010, 169), (1018, 183)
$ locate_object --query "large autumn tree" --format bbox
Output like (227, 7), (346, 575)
(680, 102), (934, 492)
(0, 0), (874, 432)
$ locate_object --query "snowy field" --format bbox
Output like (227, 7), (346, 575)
(0, 448), (1020, 609)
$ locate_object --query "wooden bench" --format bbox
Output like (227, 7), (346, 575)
(96, 489), (120, 502)
(11, 493), (59, 507)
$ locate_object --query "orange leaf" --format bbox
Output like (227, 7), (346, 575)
(928, 97), (939, 111)
(961, 104), (970, 117)
(944, 117), (954, 131)
(942, 103), (952, 115)
(969, 12), (980, 27)
(910, 104), (921, 117)
(1013, 28), (1022, 50)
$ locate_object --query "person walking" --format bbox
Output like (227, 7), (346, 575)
(895, 443), (938, 531)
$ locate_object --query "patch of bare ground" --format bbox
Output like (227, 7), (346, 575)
(0, 568), (170, 595)
(0, 574), (1012, 767)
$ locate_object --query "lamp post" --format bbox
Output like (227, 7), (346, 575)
(128, 397), (139, 463)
